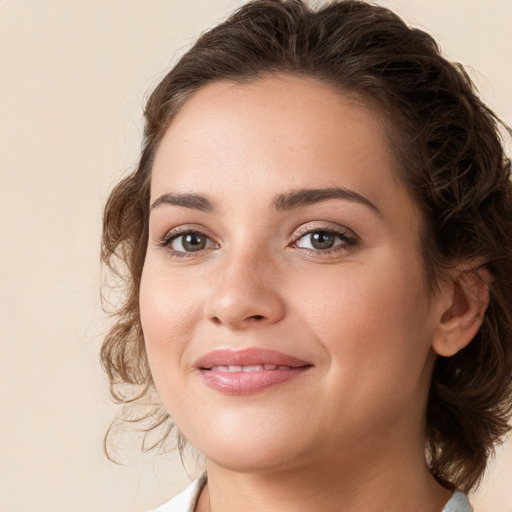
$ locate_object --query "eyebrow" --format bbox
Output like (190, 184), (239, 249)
(150, 186), (381, 216)
(271, 187), (382, 216)
(150, 193), (214, 212)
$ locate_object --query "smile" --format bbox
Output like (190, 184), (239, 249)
(209, 364), (293, 372)
(196, 348), (313, 395)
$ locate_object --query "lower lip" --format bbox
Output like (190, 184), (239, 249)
(200, 367), (311, 395)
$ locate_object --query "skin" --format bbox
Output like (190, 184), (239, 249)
(140, 75), (484, 511)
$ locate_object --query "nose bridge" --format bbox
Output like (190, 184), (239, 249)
(205, 241), (285, 328)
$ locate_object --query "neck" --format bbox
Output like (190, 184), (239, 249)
(197, 431), (452, 512)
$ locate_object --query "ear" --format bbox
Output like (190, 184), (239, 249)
(432, 266), (491, 357)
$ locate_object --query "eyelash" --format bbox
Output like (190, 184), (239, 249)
(157, 226), (218, 259)
(291, 224), (358, 256)
(157, 224), (358, 259)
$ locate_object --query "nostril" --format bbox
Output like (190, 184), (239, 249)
(250, 315), (265, 320)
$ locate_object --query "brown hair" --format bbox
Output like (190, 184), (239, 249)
(101, 0), (512, 490)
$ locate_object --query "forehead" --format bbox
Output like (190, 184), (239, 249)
(150, 75), (414, 224)
(154, 75), (391, 171)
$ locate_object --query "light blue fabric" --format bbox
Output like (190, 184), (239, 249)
(152, 474), (473, 511)
(442, 489), (474, 512)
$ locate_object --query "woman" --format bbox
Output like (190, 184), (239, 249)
(101, 1), (512, 510)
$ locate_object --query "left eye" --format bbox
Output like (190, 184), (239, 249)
(295, 230), (349, 251)
(169, 232), (215, 252)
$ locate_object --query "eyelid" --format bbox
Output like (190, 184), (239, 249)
(157, 225), (219, 252)
(292, 221), (358, 240)
(290, 222), (359, 253)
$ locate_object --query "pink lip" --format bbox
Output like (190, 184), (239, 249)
(196, 348), (313, 395)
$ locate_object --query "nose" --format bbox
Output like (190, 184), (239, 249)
(204, 247), (286, 330)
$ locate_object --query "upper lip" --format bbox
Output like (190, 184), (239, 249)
(196, 348), (312, 369)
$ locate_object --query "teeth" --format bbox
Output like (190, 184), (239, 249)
(210, 364), (292, 372)
(242, 365), (264, 372)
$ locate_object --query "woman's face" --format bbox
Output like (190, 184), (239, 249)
(140, 75), (445, 472)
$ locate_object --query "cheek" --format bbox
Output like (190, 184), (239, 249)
(139, 264), (201, 378)
(291, 256), (433, 375)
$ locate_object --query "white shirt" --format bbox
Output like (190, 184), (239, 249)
(153, 474), (473, 512)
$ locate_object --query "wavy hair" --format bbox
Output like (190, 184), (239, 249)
(101, 0), (512, 490)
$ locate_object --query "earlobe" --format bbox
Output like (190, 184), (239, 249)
(432, 267), (491, 357)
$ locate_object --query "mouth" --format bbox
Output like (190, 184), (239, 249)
(196, 348), (313, 395)
(208, 364), (296, 372)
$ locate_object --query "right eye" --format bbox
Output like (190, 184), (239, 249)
(170, 231), (216, 253)
(159, 230), (218, 256)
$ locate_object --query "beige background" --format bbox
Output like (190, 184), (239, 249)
(1, 1), (511, 511)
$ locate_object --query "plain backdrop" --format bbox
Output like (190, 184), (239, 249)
(1, 1), (511, 511)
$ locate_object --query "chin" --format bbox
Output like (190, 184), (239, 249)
(184, 421), (315, 474)
(203, 442), (306, 474)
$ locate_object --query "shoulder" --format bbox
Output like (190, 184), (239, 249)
(442, 490), (474, 512)
(147, 474), (207, 512)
